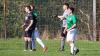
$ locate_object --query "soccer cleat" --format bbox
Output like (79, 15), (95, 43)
(75, 49), (79, 55)
(43, 46), (48, 52)
(70, 49), (79, 55)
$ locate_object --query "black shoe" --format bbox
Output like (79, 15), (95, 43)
(75, 49), (79, 55)
(70, 49), (79, 55)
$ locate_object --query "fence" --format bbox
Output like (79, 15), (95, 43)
(0, 0), (100, 41)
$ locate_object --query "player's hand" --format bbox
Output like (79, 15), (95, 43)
(58, 16), (64, 20)
(58, 16), (60, 18)
(63, 30), (66, 34)
(25, 28), (29, 31)
(67, 29), (73, 32)
(66, 29), (70, 32)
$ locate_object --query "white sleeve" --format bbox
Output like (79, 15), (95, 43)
(63, 12), (68, 18)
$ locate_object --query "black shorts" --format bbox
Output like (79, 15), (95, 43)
(61, 27), (67, 37)
(24, 29), (34, 38)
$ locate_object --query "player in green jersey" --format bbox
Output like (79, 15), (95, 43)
(64, 7), (79, 55)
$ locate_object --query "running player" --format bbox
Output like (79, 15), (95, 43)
(33, 27), (48, 52)
(30, 5), (48, 52)
(64, 7), (79, 55)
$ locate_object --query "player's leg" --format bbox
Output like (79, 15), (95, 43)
(60, 27), (66, 51)
(28, 30), (34, 51)
(36, 37), (48, 52)
(32, 38), (36, 51)
(36, 37), (45, 48)
(72, 29), (79, 55)
(34, 28), (48, 52)
(28, 37), (32, 51)
(66, 28), (79, 55)
(60, 37), (65, 51)
(59, 27), (64, 51)
(32, 30), (36, 51)
(24, 32), (29, 51)
(24, 30), (32, 51)
(60, 36), (66, 51)
(24, 37), (28, 51)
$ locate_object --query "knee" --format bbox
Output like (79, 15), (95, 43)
(66, 41), (70, 45)
(24, 37), (27, 41)
(66, 41), (74, 45)
(61, 37), (64, 40)
(27, 38), (31, 41)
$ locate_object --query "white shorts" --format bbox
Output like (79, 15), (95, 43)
(66, 28), (78, 42)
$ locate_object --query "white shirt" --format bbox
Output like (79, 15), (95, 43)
(62, 9), (69, 27)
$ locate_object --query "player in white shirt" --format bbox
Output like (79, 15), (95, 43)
(58, 3), (69, 51)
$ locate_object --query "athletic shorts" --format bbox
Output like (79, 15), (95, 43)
(24, 29), (34, 38)
(61, 27), (67, 37)
(66, 28), (78, 42)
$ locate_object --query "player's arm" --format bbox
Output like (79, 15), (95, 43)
(63, 27), (67, 34)
(25, 20), (33, 31)
(27, 20), (33, 29)
(25, 17), (33, 31)
(58, 10), (68, 20)
(67, 24), (76, 31)
(21, 23), (25, 28)
(58, 15), (65, 20)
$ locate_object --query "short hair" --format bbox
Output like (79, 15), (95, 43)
(69, 7), (74, 13)
(25, 5), (32, 11)
(63, 3), (69, 8)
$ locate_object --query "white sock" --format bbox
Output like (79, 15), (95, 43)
(70, 43), (75, 54)
(36, 37), (45, 48)
(74, 46), (77, 51)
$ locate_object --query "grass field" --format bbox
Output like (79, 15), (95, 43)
(0, 38), (100, 56)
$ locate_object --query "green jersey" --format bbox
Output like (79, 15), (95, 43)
(32, 9), (38, 18)
(66, 15), (77, 29)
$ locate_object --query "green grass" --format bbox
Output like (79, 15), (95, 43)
(0, 38), (100, 56)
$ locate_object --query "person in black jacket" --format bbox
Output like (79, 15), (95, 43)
(22, 5), (37, 51)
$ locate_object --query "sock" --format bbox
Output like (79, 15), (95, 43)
(61, 37), (65, 50)
(74, 46), (77, 51)
(70, 43), (75, 54)
(29, 41), (32, 50)
(73, 42), (77, 51)
(36, 37), (45, 48)
(25, 41), (28, 50)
